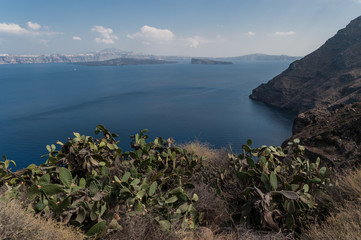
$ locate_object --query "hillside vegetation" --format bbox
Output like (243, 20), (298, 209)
(0, 125), (359, 239)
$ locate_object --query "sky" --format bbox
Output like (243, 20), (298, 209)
(1, 0), (361, 57)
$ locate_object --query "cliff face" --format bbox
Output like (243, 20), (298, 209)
(250, 16), (361, 114)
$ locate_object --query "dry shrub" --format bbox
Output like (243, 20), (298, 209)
(182, 142), (243, 199)
(0, 199), (84, 240)
(181, 141), (229, 169)
(104, 214), (176, 240)
(181, 141), (246, 225)
(191, 183), (230, 228)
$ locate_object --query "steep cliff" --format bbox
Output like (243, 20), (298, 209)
(250, 16), (361, 114)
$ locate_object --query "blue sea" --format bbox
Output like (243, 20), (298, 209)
(0, 61), (295, 170)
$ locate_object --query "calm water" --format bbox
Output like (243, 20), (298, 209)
(0, 61), (295, 169)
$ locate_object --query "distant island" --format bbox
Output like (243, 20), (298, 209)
(191, 58), (232, 65)
(0, 48), (300, 65)
(75, 57), (177, 66)
(221, 54), (300, 62)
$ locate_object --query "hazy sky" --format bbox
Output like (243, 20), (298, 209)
(1, 0), (361, 57)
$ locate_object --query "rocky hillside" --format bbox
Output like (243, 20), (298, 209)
(283, 102), (361, 169)
(250, 16), (361, 114)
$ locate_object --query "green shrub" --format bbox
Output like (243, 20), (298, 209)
(227, 139), (332, 235)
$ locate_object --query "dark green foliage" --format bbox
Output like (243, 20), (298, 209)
(227, 138), (332, 234)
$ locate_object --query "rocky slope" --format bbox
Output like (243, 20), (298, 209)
(283, 102), (361, 169)
(250, 16), (361, 114)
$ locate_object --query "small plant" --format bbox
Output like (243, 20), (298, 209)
(0, 155), (16, 185)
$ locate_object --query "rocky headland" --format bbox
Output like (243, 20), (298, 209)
(250, 16), (361, 169)
(250, 16), (361, 114)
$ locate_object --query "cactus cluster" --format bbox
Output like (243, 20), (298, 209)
(0, 126), (334, 238)
(227, 139), (332, 234)
(0, 125), (204, 238)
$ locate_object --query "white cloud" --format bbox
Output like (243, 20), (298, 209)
(72, 36), (82, 40)
(91, 25), (118, 44)
(27, 21), (41, 31)
(127, 25), (221, 49)
(247, 31), (256, 36)
(186, 37), (200, 48)
(0, 22), (61, 37)
(184, 36), (209, 48)
(127, 25), (174, 44)
(184, 35), (226, 49)
(274, 31), (295, 36)
(0, 22), (28, 34)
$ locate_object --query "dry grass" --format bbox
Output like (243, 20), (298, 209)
(0, 199), (85, 240)
(302, 168), (361, 240)
(337, 168), (361, 200)
(181, 141), (229, 168)
(302, 202), (361, 240)
(179, 225), (294, 240)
